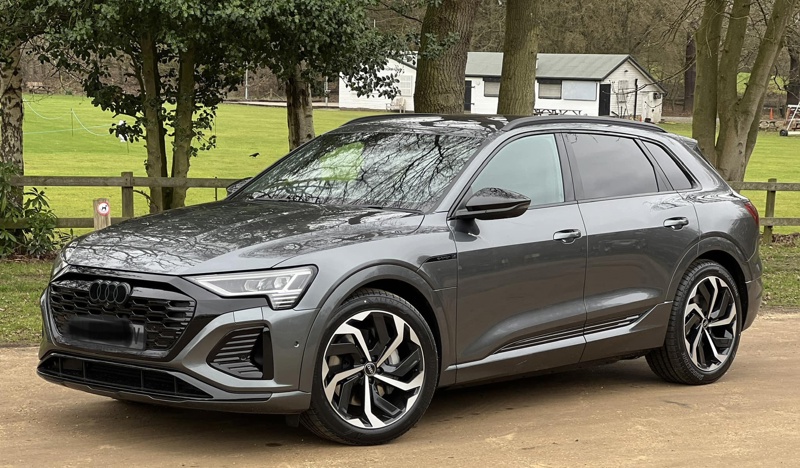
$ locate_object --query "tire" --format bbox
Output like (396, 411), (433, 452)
(780, 129), (789, 136)
(300, 288), (438, 445)
(646, 260), (742, 385)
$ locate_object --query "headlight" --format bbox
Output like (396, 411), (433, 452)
(51, 253), (67, 278)
(51, 242), (74, 278)
(187, 266), (316, 309)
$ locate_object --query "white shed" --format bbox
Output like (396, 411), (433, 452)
(338, 58), (418, 112)
(339, 52), (666, 122)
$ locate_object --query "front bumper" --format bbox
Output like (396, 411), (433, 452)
(38, 267), (319, 414)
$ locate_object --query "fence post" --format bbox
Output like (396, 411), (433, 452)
(93, 198), (111, 230)
(763, 178), (777, 244)
(121, 171), (134, 219)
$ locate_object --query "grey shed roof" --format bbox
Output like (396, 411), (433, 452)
(466, 52), (629, 80)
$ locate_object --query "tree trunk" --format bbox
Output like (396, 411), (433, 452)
(715, 0), (797, 181)
(713, 0), (752, 179)
(139, 32), (168, 213)
(786, 43), (800, 108)
(683, 30), (696, 113)
(166, 44), (196, 209)
(414, 0), (480, 113)
(0, 42), (24, 175)
(497, 0), (539, 115)
(285, 64), (314, 151)
(691, 0), (725, 167)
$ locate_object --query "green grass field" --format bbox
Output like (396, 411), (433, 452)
(19, 95), (800, 231)
(22, 95), (379, 219)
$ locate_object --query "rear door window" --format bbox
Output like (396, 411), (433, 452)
(566, 133), (658, 199)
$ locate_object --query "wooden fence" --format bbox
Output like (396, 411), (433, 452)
(730, 178), (800, 243)
(2, 172), (238, 229)
(1, 173), (799, 243)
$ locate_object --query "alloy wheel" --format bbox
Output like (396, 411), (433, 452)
(321, 310), (425, 429)
(683, 275), (738, 372)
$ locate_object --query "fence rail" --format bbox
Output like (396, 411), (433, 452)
(728, 178), (799, 243)
(1, 173), (798, 242)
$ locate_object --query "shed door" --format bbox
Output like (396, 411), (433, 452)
(464, 80), (472, 112)
(598, 84), (611, 116)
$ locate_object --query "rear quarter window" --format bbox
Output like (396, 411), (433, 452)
(643, 141), (693, 190)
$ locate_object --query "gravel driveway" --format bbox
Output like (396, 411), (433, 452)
(1, 310), (797, 467)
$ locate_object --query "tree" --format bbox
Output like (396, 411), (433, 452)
(497, 0), (539, 115)
(684, 28), (696, 113)
(785, 14), (800, 109)
(692, 0), (798, 181)
(256, 1), (400, 150)
(38, 0), (262, 211)
(414, 0), (480, 113)
(0, 1), (31, 177)
(0, 41), (22, 172)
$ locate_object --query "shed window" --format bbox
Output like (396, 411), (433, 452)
(398, 74), (414, 96)
(538, 80), (562, 99)
(562, 81), (597, 101)
(484, 79), (500, 97)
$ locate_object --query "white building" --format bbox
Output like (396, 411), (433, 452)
(339, 52), (666, 122)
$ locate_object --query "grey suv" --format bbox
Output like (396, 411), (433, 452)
(38, 115), (762, 445)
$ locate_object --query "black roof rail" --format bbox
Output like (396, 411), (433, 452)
(341, 113), (442, 127)
(502, 115), (667, 133)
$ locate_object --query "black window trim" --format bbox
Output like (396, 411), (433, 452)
(562, 131), (673, 203)
(447, 131), (576, 219)
(637, 137), (700, 192)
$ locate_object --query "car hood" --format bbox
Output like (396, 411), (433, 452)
(65, 200), (424, 275)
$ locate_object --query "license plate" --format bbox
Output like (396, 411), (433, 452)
(130, 323), (146, 350)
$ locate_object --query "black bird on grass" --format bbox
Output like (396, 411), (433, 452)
(249, 152), (260, 158)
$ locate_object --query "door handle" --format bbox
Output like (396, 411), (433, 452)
(553, 229), (582, 243)
(663, 217), (690, 230)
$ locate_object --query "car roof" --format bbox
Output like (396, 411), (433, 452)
(336, 114), (667, 138)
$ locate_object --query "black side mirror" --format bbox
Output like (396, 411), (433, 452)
(452, 187), (531, 221)
(226, 178), (252, 197)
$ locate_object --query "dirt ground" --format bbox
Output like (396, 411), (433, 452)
(1, 311), (798, 468)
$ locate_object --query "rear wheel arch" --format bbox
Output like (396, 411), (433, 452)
(695, 249), (749, 325)
(297, 265), (452, 394)
(666, 237), (751, 323)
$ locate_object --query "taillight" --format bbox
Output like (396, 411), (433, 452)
(743, 200), (759, 226)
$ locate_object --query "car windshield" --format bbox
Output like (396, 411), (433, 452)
(238, 131), (482, 211)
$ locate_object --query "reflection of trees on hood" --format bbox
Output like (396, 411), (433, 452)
(67, 201), (422, 273)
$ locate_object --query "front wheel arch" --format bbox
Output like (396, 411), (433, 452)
(300, 288), (439, 444)
(297, 265), (452, 394)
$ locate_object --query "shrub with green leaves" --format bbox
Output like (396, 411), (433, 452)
(0, 162), (69, 258)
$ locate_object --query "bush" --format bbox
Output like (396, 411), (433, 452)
(0, 162), (70, 258)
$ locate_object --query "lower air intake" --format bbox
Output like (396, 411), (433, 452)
(38, 354), (211, 399)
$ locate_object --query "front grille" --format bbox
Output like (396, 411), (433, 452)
(48, 277), (196, 351)
(38, 354), (211, 399)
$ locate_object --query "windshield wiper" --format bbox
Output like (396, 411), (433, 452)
(354, 204), (423, 214)
(246, 191), (317, 204)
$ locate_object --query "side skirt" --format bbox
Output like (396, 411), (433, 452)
(448, 302), (672, 386)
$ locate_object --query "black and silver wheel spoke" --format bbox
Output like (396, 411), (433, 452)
(683, 275), (738, 372)
(322, 310), (425, 429)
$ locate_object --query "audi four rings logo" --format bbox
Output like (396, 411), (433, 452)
(88, 280), (132, 305)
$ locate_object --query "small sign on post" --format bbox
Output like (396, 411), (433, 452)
(93, 198), (111, 230)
